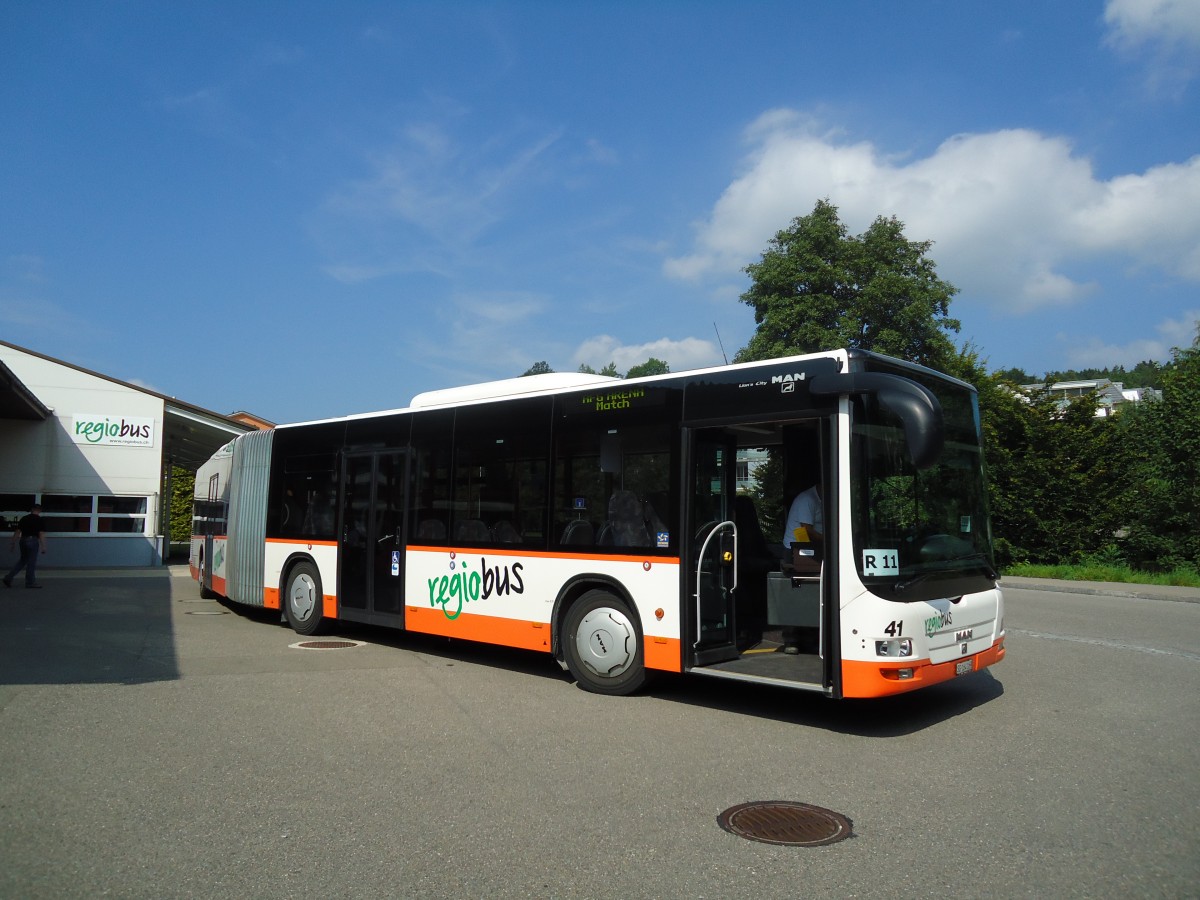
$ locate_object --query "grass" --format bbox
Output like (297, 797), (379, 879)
(1003, 562), (1200, 588)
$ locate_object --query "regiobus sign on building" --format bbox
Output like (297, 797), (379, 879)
(71, 414), (156, 447)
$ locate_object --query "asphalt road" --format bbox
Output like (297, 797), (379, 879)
(1, 568), (1197, 899)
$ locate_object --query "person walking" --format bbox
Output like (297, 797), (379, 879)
(4, 503), (47, 589)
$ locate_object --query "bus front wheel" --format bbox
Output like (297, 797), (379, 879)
(285, 561), (328, 636)
(563, 590), (647, 696)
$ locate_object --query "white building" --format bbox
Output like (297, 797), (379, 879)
(1019, 378), (1162, 418)
(0, 340), (252, 568)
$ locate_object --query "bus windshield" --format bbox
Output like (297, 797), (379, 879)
(850, 369), (996, 603)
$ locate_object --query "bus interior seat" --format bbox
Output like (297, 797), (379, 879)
(560, 519), (594, 546)
(604, 489), (652, 547)
(417, 518), (446, 540)
(453, 518), (490, 542)
(492, 520), (521, 543)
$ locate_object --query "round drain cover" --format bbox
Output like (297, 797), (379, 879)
(717, 801), (853, 847)
(291, 639), (363, 650)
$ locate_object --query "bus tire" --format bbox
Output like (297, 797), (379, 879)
(562, 589), (647, 696)
(199, 553), (216, 600)
(284, 561), (328, 636)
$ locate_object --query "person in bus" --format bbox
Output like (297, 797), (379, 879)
(785, 481), (823, 557)
(782, 482), (822, 654)
(4, 503), (47, 589)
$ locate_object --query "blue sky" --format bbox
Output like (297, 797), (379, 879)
(3, 1), (1199, 423)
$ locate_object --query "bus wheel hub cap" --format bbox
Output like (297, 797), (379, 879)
(290, 576), (316, 619)
(576, 607), (634, 678)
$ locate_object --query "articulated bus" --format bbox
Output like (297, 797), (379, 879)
(191, 349), (1004, 698)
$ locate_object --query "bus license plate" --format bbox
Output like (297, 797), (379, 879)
(955, 660), (973, 676)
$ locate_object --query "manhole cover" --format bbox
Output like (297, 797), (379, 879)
(290, 640), (364, 650)
(717, 801), (853, 846)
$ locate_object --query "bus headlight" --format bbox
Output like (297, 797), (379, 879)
(875, 638), (913, 657)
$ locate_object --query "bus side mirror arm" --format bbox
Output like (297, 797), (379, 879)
(809, 371), (945, 469)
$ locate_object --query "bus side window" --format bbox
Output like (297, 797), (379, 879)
(277, 456), (336, 541)
(552, 413), (677, 552)
(450, 399), (551, 548)
(409, 409), (455, 546)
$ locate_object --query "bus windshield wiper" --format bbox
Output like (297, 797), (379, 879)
(894, 554), (998, 593)
(954, 553), (999, 581)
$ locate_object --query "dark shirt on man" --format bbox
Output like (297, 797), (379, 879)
(16, 513), (44, 539)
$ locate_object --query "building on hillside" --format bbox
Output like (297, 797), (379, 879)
(0, 340), (258, 568)
(1019, 378), (1162, 418)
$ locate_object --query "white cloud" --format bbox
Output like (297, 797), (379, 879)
(1065, 308), (1200, 368)
(3, 254), (46, 284)
(1104, 0), (1200, 49)
(452, 290), (546, 324)
(1104, 0), (1200, 93)
(0, 293), (91, 335)
(571, 334), (722, 374)
(323, 123), (562, 247)
(664, 111), (1200, 313)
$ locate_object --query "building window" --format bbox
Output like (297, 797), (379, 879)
(0, 494), (37, 533)
(0, 494), (152, 535)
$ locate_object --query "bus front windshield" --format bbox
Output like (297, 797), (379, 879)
(850, 373), (997, 603)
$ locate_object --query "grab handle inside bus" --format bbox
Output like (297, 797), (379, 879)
(809, 371), (945, 469)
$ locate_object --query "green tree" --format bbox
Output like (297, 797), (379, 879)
(522, 361), (554, 376)
(625, 357), (670, 379)
(169, 466), (195, 546)
(980, 382), (1122, 567)
(1113, 332), (1200, 571)
(993, 366), (1034, 385)
(735, 199), (960, 369)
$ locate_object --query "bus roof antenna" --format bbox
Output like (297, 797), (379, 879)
(713, 322), (729, 365)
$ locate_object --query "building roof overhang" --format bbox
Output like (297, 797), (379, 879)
(0, 340), (255, 470)
(0, 358), (53, 420)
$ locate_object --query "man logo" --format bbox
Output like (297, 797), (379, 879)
(772, 372), (807, 394)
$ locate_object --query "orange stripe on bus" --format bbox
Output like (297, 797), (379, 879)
(841, 638), (1006, 698)
(263, 587), (281, 610)
(408, 545), (680, 565)
(405, 606), (681, 672)
(644, 636), (682, 673)
(259, 538), (679, 566)
(405, 606), (552, 652)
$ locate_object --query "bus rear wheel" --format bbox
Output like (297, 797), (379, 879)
(285, 561), (328, 636)
(563, 590), (647, 696)
(199, 553), (216, 600)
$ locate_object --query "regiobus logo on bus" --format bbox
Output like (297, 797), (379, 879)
(427, 552), (526, 620)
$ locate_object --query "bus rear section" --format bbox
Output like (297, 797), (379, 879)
(190, 431), (273, 609)
(190, 439), (235, 599)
